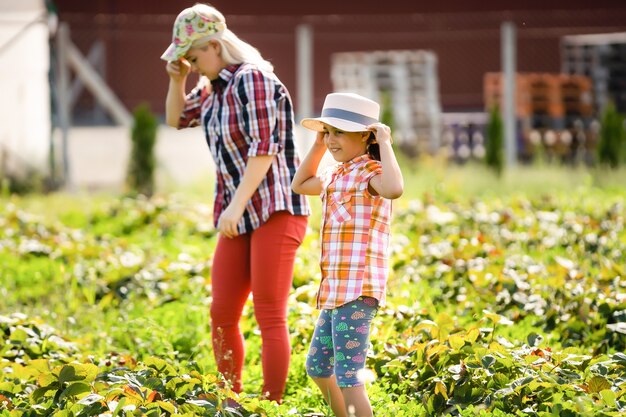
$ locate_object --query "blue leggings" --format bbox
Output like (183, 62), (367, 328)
(306, 296), (378, 387)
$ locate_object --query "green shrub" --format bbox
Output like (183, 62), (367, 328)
(127, 103), (158, 196)
(485, 105), (504, 176)
(597, 101), (625, 168)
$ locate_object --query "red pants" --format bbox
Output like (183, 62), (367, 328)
(210, 211), (308, 401)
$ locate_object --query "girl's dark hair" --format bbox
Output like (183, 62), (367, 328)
(366, 132), (381, 161)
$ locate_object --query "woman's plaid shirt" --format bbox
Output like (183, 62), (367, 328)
(178, 64), (310, 234)
(316, 154), (392, 309)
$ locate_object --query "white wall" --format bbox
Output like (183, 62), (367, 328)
(0, 0), (50, 175)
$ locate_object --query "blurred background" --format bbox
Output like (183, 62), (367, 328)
(1, 0), (626, 192)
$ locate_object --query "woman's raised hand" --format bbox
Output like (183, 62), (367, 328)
(165, 58), (191, 82)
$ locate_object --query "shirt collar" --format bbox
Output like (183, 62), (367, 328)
(337, 154), (371, 174)
(211, 64), (241, 91)
(343, 154), (371, 168)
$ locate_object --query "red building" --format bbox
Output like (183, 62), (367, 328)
(53, 0), (626, 122)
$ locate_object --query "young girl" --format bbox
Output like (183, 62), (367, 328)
(292, 93), (404, 417)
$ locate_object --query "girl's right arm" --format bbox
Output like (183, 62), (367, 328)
(165, 59), (190, 128)
(291, 131), (326, 196)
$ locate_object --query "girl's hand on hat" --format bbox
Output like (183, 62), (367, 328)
(314, 131), (326, 147)
(367, 123), (393, 145)
(165, 58), (190, 82)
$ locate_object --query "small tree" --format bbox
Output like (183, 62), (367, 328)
(127, 104), (158, 196)
(379, 90), (395, 131)
(485, 105), (504, 176)
(597, 101), (625, 168)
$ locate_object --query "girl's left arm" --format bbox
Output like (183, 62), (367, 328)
(367, 123), (404, 199)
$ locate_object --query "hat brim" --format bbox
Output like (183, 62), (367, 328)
(301, 117), (369, 133)
(160, 43), (189, 62)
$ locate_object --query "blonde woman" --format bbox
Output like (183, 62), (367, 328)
(162, 3), (310, 402)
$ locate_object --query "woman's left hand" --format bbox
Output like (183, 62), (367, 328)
(217, 204), (245, 238)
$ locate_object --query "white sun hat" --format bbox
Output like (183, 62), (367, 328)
(301, 92), (380, 132)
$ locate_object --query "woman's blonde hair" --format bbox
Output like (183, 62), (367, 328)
(190, 3), (274, 73)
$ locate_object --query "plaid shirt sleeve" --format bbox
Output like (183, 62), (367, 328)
(234, 69), (283, 157)
(178, 78), (210, 129)
(361, 160), (383, 190)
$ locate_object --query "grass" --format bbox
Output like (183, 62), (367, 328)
(397, 154), (626, 201)
(11, 155), (626, 223)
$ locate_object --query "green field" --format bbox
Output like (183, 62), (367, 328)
(1, 161), (626, 416)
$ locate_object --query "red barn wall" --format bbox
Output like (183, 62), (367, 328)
(53, 0), (626, 121)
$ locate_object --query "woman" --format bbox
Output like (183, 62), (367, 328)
(162, 3), (310, 402)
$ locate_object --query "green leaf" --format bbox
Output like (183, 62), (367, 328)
(59, 381), (91, 402)
(58, 363), (99, 385)
(143, 356), (177, 376)
(0, 381), (16, 393)
(561, 354), (592, 366)
(526, 333), (543, 347)
(492, 373), (509, 388)
(9, 328), (28, 343)
(587, 376), (611, 393)
(509, 376), (533, 391)
(77, 393), (105, 405)
(557, 368), (582, 381)
(157, 400), (176, 414)
(32, 384), (58, 403)
(59, 365), (83, 384)
(600, 389), (617, 407)
(612, 352), (626, 365)
(481, 355), (496, 369)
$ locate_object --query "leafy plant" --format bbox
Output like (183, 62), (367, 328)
(597, 101), (626, 168)
(2, 180), (626, 416)
(485, 105), (504, 176)
(127, 104), (158, 197)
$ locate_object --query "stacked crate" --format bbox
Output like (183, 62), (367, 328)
(330, 53), (377, 100)
(483, 72), (595, 163)
(331, 50), (442, 156)
(483, 72), (532, 118)
(561, 32), (626, 114)
(440, 112), (488, 163)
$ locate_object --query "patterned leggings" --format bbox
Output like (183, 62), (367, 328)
(306, 296), (378, 387)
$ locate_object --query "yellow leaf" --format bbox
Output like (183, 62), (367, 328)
(416, 320), (439, 338)
(465, 328), (480, 343)
(600, 389), (617, 407)
(28, 359), (51, 374)
(435, 381), (449, 400)
(37, 372), (57, 388)
(488, 342), (507, 353)
(427, 343), (449, 359)
(449, 334), (465, 350)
